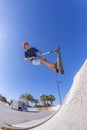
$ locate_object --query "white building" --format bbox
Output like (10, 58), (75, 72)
(11, 100), (27, 111)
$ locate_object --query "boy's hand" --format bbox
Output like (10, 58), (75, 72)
(38, 50), (43, 55)
(25, 56), (36, 61)
(32, 56), (36, 59)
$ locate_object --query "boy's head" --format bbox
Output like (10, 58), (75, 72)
(22, 42), (30, 49)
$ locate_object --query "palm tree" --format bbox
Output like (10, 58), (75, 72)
(46, 95), (50, 107)
(20, 93), (33, 107)
(40, 94), (47, 107)
(48, 95), (55, 106)
(33, 99), (39, 107)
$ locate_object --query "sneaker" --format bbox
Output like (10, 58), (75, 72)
(55, 64), (59, 73)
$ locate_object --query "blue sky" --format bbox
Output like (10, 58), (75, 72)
(0, 0), (87, 105)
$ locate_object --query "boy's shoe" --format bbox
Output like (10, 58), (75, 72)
(55, 64), (59, 73)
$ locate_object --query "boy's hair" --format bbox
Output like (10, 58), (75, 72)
(22, 42), (29, 48)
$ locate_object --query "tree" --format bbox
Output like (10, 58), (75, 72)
(0, 94), (7, 102)
(48, 95), (55, 106)
(33, 99), (39, 107)
(46, 95), (50, 107)
(40, 94), (47, 107)
(20, 93), (33, 107)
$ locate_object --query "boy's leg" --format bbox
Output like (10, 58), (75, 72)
(40, 59), (57, 71)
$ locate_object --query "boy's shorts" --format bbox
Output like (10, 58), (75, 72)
(30, 57), (41, 65)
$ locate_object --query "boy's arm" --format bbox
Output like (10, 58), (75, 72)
(38, 50), (43, 55)
(25, 56), (35, 61)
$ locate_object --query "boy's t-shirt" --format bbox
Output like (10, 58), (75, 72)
(25, 47), (38, 59)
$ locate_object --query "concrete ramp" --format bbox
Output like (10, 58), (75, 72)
(32, 59), (87, 130)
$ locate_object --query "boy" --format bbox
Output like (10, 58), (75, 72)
(22, 42), (59, 72)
